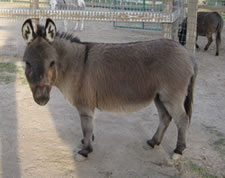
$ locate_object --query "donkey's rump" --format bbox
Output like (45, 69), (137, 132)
(197, 12), (223, 36)
(86, 39), (195, 112)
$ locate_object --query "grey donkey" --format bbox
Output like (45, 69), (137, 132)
(22, 18), (198, 161)
(178, 11), (223, 56)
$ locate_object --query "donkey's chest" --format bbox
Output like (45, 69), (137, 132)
(60, 87), (75, 104)
(57, 80), (77, 105)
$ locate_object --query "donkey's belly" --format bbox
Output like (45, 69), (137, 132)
(96, 93), (155, 113)
(97, 101), (153, 113)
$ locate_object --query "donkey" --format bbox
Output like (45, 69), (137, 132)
(49, 0), (85, 31)
(178, 12), (224, 56)
(22, 18), (198, 161)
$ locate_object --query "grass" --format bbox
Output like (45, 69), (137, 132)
(214, 138), (225, 155)
(188, 161), (217, 178)
(0, 62), (18, 73)
(0, 74), (15, 84)
(203, 124), (225, 155)
(214, 138), (225, 147)
(0, 62), (27, 85)
(203, 125), (224, 137)
(18, 76), (28, 85)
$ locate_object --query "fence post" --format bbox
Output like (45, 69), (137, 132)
(180, 0), (185, 20)
(162, 0), (173, 39)
(186, 0), (198, 54)
(30, 0), (39, 25)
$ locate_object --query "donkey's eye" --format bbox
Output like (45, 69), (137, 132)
(25, 61), (31, 68)
(49, 61), (55, 68)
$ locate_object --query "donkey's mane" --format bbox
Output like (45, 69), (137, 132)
(36, 24), (81, 43)
(56, 32), (81, 43)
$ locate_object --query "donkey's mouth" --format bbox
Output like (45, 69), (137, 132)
(33, 86), (51, 106)
(34, 96), (50, 106)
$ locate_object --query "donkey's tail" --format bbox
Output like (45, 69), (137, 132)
(216, 12), (224, 42)
(184, 60), (198, 125)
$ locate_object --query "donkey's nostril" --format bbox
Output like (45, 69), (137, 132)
(33, 86), (51, 106)
(49, 61), (55, 68)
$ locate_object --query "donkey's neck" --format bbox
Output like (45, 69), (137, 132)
(53, 37), (86, 101)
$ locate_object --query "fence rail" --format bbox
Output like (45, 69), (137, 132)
(0, 8), (180, 22)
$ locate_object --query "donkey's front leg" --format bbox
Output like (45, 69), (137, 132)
(77, 108), (94, 158)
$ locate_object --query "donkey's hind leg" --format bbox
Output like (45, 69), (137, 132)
(147, 95), (172, 148)
(73, 21), (79, 31)
(163, 98), (189, 158)
(204, 34), (213, 51)
(216, 32), (221, 56)
(80, 20), (84, 31)
(63, 20), (68, 32)
(196, 35), (199, 49)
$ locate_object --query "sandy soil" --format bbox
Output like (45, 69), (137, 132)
(0, 19), (225, 178)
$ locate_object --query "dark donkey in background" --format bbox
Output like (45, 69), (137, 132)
(178, 12), (224, 56)
(22, 18), (198, 161)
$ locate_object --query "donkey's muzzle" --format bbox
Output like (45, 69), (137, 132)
(33, 86), (50, 106)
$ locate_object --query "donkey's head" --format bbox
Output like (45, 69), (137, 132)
(22, 18), (57, 106)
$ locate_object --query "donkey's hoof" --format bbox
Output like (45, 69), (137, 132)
(147, 139), (159, 148)
(172, 153), (182, 160)
(74, 144), (83, 152)
(216, 53), (219, 56)
(75, 153), (87, 162)
(147, 140), (155, 148)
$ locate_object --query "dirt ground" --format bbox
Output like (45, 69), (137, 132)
(0, 19), (225, 178)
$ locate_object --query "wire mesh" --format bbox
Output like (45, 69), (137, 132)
(3, 0), (225, 56)
(113, 0), (164, 30)
(0, 0), (181, 23)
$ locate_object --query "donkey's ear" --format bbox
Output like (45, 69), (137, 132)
(45, 18), (56, 43)
(22, 19), (36, 44)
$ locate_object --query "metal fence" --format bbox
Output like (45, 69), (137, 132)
(0, 0), (182, 57)
(1, 0), (225, 55)
(0, 1), (181, 23)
